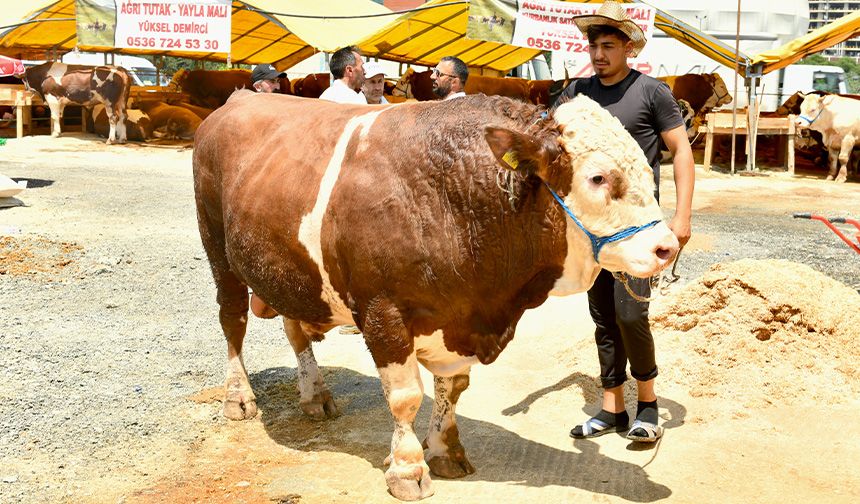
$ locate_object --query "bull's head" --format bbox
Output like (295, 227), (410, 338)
(706, 73), (732, 108)
(796, 93), (828, 128)
(167, 68), (188, 92)
(392, 67), (414, 98)
(484, 95), (678, 289)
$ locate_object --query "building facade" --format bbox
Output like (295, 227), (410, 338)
(808, 1), (860, 60)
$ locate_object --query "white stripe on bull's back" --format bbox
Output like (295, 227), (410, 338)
(298, 110), (384, 325)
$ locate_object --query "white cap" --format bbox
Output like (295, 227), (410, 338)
(363, 61), (386, 78)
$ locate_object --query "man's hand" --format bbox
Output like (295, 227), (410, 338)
(668, 213), (691, 248)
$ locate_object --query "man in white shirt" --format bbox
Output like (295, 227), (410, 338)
(361, 61), (389, 105)
(431, 56), (468, 100)
(319, 46), (367, 104)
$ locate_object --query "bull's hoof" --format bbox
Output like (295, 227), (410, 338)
(117, 138), (128, 145)
(835, 175), (847, 183)
(222, 398), (258, 420)
(106, 139), (115, 145)
(427, 454), (476, 479)
(300, 390), (339, 420)
(826, 174), (835, 181)
(385, 462), (434, 501)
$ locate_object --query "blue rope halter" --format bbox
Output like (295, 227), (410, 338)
(543, 182), (660, 262)
(798, 107), (823, 126)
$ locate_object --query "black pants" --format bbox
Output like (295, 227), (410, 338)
(587, 269), (658, 389)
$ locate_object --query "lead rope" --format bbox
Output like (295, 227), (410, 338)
(612, 247), (684, 303)
(612, 271), (661, 303)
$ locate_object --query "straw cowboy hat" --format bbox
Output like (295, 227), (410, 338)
(573, 1), (647, 56)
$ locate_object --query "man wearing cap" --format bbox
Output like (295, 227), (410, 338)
(251, 64), (286, 93)
(319, 45), (367, 105)
(361, 61), (388, 105)
(555, 1), (694, 443)
(431, 56), (469, 100)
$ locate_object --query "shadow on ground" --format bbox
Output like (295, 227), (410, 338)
(252, 366), (672, 502)
(12, 177), (54, 189)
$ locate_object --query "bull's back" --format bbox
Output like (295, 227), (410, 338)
(193, 93), (388, 321)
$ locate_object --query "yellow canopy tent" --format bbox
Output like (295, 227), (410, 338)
(0, 0), (393, 70)
(355, 0), (752, 74)
(751, 10), (860, 75)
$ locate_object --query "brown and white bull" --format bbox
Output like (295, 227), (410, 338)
(193, 91), (678, 500)
(16, 62), (131, 144)
(796, 93), (860, 182)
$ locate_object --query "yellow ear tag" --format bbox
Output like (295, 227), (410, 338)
(502, 150), (519, 170)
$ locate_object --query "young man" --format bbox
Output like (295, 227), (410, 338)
(431, 56), (468, 100)
(319, 46), (367, 105)
(250, 64), (286, 93)
(558, 1), (694, 443)
(361, 61), (388, 104)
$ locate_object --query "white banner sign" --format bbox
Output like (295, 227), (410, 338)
(512, 0), (655, 53)
(467, 0), (655, 54)
(76, 0), (231, 53)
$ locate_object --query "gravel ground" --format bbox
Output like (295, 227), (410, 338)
(0, 134), (858, 503)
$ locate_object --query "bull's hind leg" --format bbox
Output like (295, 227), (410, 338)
(46, 96), (63, 138)
(826, 147), (839, 180)
(282, 318), (338, 420)
(836, 136), (855, 183)
(424, 374), (475, 479)
(218, 275), (258, 420)
(197, 204), (257, 420)
(105, 105), (121, 145)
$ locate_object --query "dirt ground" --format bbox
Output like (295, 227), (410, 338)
(1, 133), (859, 504)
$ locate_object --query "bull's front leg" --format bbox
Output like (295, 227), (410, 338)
(836, 135), (855, 183)
(379, 353), (434, 501)
(424, 374), (475, 479)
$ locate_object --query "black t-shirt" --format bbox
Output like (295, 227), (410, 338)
(555, 70), (683, 199)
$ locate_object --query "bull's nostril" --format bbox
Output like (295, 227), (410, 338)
(655, 248), (672, 261)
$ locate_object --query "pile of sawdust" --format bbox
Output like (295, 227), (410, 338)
(652, 259), (860, 408)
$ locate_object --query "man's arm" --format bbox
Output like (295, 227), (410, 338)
(660, 124), (694, 247)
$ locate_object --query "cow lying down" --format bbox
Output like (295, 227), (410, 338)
(91, 104), (149, 142)
(137, 100), (201, 140)
(193, 91), (678, 500)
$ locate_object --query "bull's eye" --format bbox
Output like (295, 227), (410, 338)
(590, 175), (605, 185)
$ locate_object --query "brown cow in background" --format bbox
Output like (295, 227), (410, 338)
(392, 68), (532, 102)
(170, 69), (254, 108)
(91, 103), (149, 142)
(137, 100), (201, 140)
(291, 73), (330, 98)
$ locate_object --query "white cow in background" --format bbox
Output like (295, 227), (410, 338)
(796, 94), (860, 183)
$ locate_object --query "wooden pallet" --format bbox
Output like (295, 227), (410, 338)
(698, 111), (797, 174)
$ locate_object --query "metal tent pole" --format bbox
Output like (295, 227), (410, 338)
(731, 0), (741, 175)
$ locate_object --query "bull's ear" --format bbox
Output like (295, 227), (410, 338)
(484, 126), (559, 181)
